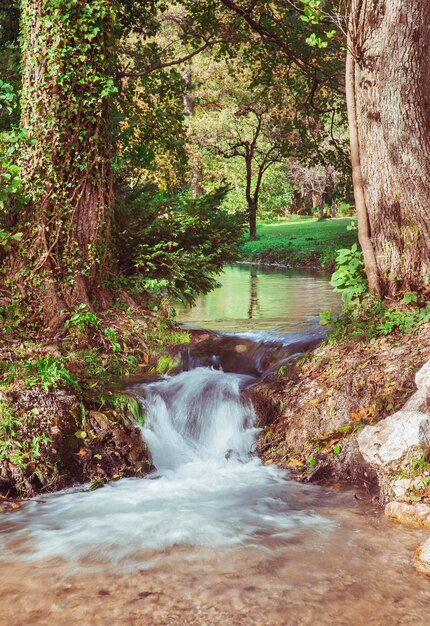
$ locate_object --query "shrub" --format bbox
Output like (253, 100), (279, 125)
(115, 184), (246, 303)
(330, 243), (368, 303)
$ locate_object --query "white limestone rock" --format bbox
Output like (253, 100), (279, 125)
(415, 359), (430, 390)
(414, 537), (430, 575)
(390, 478), (412, 500)
(385, 501), (430, 528)
(358, 359), (430, 475)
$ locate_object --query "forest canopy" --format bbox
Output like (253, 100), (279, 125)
(1, 0), (429, 330)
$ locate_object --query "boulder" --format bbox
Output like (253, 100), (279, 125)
(414, 537), (430, 575)
(390, 478), (413, 500)
(385, 501), (430, 528)
(357, 359), (430, 476)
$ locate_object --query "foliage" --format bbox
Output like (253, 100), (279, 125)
(0, 129), (25, 223)
(0, 229), (22, 250)
(330, 243), (368, 303)
(24, 355), (79, 392)
(327, 295), (430, 343)
(115, 184), (246, 302)
(0, 398), (52, 473)
(65, 304), (99, 331)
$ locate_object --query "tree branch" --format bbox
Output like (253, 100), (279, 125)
(218, 0), (342, 92)
(118, 38), (228, 79)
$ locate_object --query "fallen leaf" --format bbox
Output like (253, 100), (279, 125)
(351, 407), (368, 421)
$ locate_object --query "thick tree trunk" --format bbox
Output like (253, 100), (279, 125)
(352, 0), (430, 297)
(16, 0), (116, 322)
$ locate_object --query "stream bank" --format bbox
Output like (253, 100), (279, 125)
(0, 304), (188, 501)
(253, 325), (430, 486)
(248, 324), (430, 575)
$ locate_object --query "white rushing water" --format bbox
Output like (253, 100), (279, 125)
(1, 367), (332, 565)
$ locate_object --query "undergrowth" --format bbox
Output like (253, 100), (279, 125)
(322, 243), (430, 342)
(323, 296), (430, 343)
(0, 303), (189, 394)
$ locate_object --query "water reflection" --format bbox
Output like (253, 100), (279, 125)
(176, 263), (341, 333)
(247, 268), (261, 320)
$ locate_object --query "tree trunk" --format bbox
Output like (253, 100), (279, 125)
(291, 189), (302, 214)
(319, 191), (326, 220)
(311, 192), (322, 216)
(346, 4), (380, 294)
(331, 199), (338, 218)
(16, 0), (116, 323)
(248, 203), (257, 239)
(352, 0), (430, 297)
(244, 156), (258, 238)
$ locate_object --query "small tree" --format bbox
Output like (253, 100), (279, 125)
(189, 60), (291, 238)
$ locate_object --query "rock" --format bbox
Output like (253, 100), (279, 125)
(390, 478), (412, 500)
(89, 411), (111, 431)
(389, 476), (427, 501)
(414, 537), (430, 575)
(415, 359), (430, 390)
(385, 501), (430, 528)
(358, 408), (430, 474)
(357, 376), (430, 475)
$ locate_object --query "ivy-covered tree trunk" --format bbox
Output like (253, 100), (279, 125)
(16, 0), (116, 323)
(351, 0), (430, 297)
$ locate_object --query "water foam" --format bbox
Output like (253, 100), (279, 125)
(0, 368), (331, 565)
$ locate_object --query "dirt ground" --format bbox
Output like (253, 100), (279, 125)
(254, 324), (430, 489)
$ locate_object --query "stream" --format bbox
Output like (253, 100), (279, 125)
(0, 265), (429, 625)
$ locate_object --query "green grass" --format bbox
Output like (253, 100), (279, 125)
(241, 217), (358, 269)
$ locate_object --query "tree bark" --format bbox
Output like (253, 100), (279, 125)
(248, 203), (257, 239)
(319, 192), (326, 220)
(16, 0), (116, 322)
(352, 0), (430, 296)
(331, 198), (338, 218)
(346, 1), (380, 294)
(244, 156), (258, 238)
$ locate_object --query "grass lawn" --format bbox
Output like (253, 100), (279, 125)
(240, 217), (358, 270)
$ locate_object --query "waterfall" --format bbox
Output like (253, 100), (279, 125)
(138, 368), (258, 471)
(0, 367), (331, 565)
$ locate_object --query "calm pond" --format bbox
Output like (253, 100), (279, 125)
(176, 263), (341, 333)
(0, 265), (429, 626)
